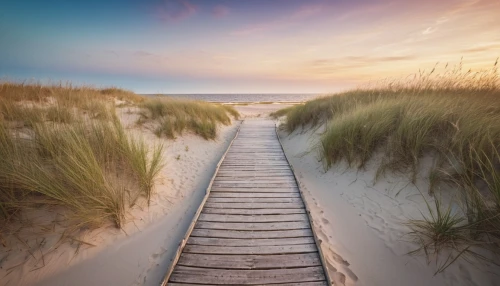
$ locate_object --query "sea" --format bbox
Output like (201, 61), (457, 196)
(141, 93), (320, 103)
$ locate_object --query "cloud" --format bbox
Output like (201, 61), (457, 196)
(420, 0), (481, 37)
(231, 3), (324, 36)
(305, 55), (417, 72)
(212, 5), (230, 18)
(422, 27), (436, 35)
(461, 43), (500, 53)
(134, 51), (154, 57)
(156, 0), (198, 22)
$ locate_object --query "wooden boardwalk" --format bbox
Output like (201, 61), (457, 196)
(164, 119), (329, 285)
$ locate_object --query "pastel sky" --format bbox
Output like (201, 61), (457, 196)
(1, 0), (499, 93)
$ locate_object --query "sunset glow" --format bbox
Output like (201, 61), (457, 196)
(1, 0), (499, 93)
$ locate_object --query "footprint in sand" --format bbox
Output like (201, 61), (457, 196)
(340, 265), (359, 282)
(332, 272), (346, 286)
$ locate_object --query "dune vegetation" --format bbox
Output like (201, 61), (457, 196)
(0, 82), (240, 242)
(138, 98), (239, 140)
(274, 60), (500, 271)
(0, 82), (164, 235)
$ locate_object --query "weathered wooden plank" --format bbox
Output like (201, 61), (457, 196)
(219, 165), (290, 168)
(168, 283), (327, 286)
(217, 168), (292, 172)
(222, 161), (288, 164)
(195, 221), (309, 231)
(210, 192), (300, 198)
(222, 160), (287, 163)
(218, 168), (293, 171)
(204, 202), (304, 209)
(211, 187), (298, 193)
(221, 163), (290, 165)
(226, 150), (283, 152)
(225, 153), (285, 156)
(219, 165), (291, 168)
(187, 236), (315, 247)
(221, 163), (290, 166)
(207, 197), (303, 203)
(211, 183), (296, 188)
(223, 157), (286, 160)
(183, 244), (318, 255)
(175, 252), (321, 269)
(215, 173), (294, 177)
(222, 161), (286, 163)
(201, 208), (306, 215)
(199, 213), (309, 223)
(224, 155), (285, 158)
(225, 153), (284, 156)
(213, 178), (295, 183)
(169, 283), (327, 286)
(213, 178), (295, 182)
(190, 228), (313, 239)
(169, 266), (326, 285)
(213, 181), (296, 187)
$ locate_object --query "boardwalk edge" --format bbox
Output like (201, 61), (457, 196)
(160, 121), (242, 286)
(274, 122), (334, 286)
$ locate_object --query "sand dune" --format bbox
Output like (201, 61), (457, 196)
(1, 107), (240, 286)
(279, 125), (500, 286)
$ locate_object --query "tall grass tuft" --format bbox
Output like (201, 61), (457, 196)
(276, 60), (500, 270)
(0, 82), (164, 232)
(140, 98), (239, 139)
(0, 119), (164, 229)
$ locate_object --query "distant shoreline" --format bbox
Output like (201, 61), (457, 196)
(141, 93), (319, 104)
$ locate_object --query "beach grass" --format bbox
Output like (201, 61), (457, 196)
(276, 60), (500, 270)
(0, 81), (142, 104)
(0, 82), (163, 232)
(139, 98), (239, 139)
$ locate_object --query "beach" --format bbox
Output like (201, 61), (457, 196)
(0, 93), (293, 286)
(279, 125), (500, 286)
(2, 88), (499, 286)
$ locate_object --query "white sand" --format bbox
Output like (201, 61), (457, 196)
(232, 103), (294, 118)
(0, 108), (240, 286)
(278, 124), (500, 286)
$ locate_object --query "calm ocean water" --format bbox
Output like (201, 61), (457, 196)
(142, 94), (320, 103)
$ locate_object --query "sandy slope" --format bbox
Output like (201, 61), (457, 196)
(279, 125), (500, 286)
(1, 108), (240, 286)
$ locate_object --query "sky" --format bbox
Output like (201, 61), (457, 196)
(1, 0), (499, 94)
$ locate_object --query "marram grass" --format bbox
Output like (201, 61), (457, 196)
(139, 98), (239, 139)
(0, 83), (164, 233)
(276, 60), (500, 271)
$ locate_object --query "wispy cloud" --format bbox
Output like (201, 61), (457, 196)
(231, 3), (324, 36)
(304, 55), (418, 75)
(461, 42), (500, 53)
(156, 0), (198, 22)
(422, 27), (436, 35)
(311, 55), (417, 66)
(133, 51), (154, 57)
(421, 0), (480, 36)
(212, 5), (230, 18)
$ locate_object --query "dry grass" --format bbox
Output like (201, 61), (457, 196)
(0, 82), (164, 233)
(276, 59), (500, 271)
(0, 81), (143, 104)
(139, 98), (239, 140)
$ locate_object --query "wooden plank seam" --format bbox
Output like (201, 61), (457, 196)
(160, 121), (242, 286)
